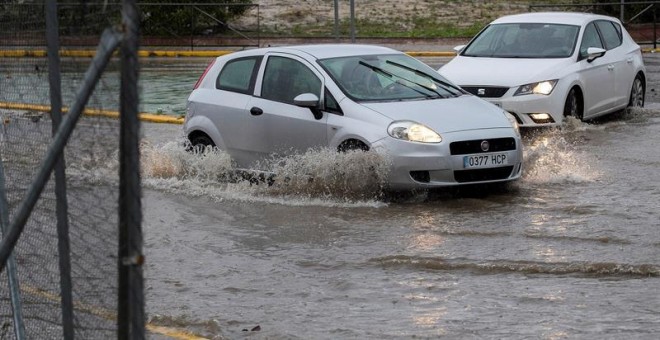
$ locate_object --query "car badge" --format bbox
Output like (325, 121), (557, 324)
(477, 88), (486, 96)
(480, 140), (490, 152)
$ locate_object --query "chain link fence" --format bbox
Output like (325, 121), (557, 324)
(0, 0), (143, 339)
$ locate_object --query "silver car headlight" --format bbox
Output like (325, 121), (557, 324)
(514, 79), (558, 96)
(387, 121), (442, 143)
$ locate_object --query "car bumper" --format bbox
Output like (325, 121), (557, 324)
(481, 92), (566, 127)
(373, 127), (523, 190)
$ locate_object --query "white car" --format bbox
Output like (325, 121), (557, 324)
(438, 12), (646, 127)
(184, 44), (523, 190)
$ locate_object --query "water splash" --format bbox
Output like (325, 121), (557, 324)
(140, 139), (391, 206)
(521, 122), (601, 184)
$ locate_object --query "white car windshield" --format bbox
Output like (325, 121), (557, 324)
(462, 23), (580, 58)
(318, 54), (464, 102)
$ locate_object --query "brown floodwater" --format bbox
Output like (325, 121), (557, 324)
(137, 54), (660, 339)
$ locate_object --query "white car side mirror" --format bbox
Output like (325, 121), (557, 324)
(586, 47), (606, 62)
(453, 45), (466, 53)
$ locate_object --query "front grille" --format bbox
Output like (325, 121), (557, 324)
(461, 86), (510, 98)
(450, 138), (516, 155)
(454, 166), (514, 183)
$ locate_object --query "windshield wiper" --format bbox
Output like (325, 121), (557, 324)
(384, 60), (464, 96)
(358, 61), (436, 98)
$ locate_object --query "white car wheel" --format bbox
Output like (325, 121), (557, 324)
(563, 88), (582, 120)
(629, 76), (645, 108)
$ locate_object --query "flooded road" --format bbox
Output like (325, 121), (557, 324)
(137, 55), (660, 339)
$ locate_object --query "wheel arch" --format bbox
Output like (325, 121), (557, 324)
(184, 115), (226, 150)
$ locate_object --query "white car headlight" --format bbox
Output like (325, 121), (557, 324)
(388, 121), (442, 143)
(514, 79), (558, 96)
(504, 111), (520, 136)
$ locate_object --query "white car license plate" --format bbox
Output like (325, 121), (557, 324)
(463, 153), (508, 169)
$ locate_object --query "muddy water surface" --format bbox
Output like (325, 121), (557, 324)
(136, 57), (660, 339)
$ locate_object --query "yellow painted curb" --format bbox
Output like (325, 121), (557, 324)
(0, 101), (184, 125)
(23, 285), (209, 339)
(406, 51), (457, 57)
(0, 49), (235, 58)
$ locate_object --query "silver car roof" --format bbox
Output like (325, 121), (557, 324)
(217, 44), (401, 61)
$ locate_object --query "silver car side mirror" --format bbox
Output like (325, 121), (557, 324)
(586, 47), (606, 62)
(293, 93), (320, 108)
(293, 93), (323, 120)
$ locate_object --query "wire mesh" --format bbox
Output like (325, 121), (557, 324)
(0, 1), (139, 338)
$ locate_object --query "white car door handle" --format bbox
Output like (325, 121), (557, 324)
(626, 57), (634, 64)
(607, 65), (614, 71)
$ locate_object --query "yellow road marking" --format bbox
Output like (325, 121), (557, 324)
(21, 285), (208, 339)
(0, 101), (184, 125)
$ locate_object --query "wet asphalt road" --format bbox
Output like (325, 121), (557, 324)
(138, 54), (660, 339)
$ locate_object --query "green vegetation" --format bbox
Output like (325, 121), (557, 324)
(141, 0), (253, 36)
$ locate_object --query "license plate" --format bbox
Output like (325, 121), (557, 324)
(463, 153), (508, 169)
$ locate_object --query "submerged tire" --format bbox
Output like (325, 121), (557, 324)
(337, 139), (369, 153)
(189, 134), (215, 153)
(563, 88), (582, 120)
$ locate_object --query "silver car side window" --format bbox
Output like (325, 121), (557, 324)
(216, 56), (262, 94)
(261, 56), (322, 104)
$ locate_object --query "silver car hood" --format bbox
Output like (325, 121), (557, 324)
(360, 95), (511, 134)
(439, 56), (572, 87)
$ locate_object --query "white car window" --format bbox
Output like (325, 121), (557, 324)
(462, 23), (579, 58)
(595, 20), (622, 50)
(261, 56), (321, 104)
(579, 22), (604, 58)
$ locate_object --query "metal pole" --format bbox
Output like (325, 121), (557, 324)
(654, 4), (657, 50)
(350, 0), (355, 43)
(621, 0), (625, 22)
(0, 153), (26, 340)
(118, 0), (144, 338)
(45, 0), (74, 338)
(334, 0), (339, 40)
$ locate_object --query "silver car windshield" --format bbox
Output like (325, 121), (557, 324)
(462, 23), (580, 58)
(318, 54), (464, 102)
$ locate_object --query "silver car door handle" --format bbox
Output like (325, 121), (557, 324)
(250, 107), (263, 116)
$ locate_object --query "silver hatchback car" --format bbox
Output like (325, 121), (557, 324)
(183, 44), (523, 190)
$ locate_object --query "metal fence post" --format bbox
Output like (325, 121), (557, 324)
(0, 158), (26, 340)
(46, 1), (75, 338)
(118, 0), (144, 338)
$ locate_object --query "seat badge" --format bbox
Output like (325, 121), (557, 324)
(477, 88), (486, 96)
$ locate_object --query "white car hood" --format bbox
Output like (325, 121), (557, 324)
(439, 56), (572, 87)
(360, 95), (511, 134)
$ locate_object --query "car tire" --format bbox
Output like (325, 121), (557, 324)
(337, 139), (369, 153)
(563, 88), (582, 120)
(628, 75), (645, 108)
(189, 134), (215, 153)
